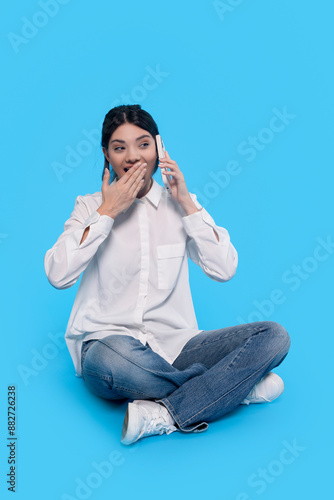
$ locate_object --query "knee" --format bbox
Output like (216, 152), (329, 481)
(83, 336), (128, 377)
(262, 321), (291, 353)
(82, 337), (136, 400)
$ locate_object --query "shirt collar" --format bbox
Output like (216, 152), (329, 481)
(142, 177), (163, 208)
(110, 177), (163, 213)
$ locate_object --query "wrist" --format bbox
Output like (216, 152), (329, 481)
(179, 197), (201, 216)
(97, 204), (118, 219)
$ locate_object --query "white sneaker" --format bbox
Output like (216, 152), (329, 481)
(121, 400), (178, 445)
(240, 372), (284, 405)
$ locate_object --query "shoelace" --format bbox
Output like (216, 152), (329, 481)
(145, 407), (174, 435)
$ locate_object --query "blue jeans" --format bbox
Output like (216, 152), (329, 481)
(81, 321), (291, 433)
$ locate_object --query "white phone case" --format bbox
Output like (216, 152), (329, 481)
(156, 135), (171, 193)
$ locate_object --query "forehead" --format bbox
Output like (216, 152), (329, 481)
(110, 123), (152, 142)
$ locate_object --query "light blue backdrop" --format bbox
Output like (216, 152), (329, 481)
(1, 1), (333, 499)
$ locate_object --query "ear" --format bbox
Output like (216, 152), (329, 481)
(102, 146), (110, 163)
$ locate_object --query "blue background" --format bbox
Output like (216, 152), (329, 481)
(1, 1), (333, 499)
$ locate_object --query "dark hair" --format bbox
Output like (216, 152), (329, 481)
(101, 104), (160, 182)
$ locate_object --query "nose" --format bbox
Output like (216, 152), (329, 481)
(125, 148), (141, 164)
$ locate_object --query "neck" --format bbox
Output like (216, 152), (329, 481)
(137, 177), (153, 198)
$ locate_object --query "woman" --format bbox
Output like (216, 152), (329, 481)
(44, 104), (291, 446)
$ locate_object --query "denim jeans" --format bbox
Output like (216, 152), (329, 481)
(81, 321), (291, 433)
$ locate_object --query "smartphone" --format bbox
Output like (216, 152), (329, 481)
(156, 135), (171, 193)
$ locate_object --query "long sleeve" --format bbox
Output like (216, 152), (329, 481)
(44, 195), (114, 290)
(182, 193), (238, 282)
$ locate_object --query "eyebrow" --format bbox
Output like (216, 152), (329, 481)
(110, 134), (151, 144)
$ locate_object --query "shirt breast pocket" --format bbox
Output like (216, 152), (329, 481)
(156, 243), (186, 290)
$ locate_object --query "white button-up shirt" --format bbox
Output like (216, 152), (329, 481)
(44, 178), (238, 377)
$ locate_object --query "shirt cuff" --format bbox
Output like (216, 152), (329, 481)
(82, 210), (114, 236)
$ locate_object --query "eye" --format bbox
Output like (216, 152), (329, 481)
(114, 143), (149, 151)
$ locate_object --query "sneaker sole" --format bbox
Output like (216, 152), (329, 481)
(121, 403), (140, 445)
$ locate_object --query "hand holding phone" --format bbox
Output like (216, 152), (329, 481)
(156, 135), (171, 193)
